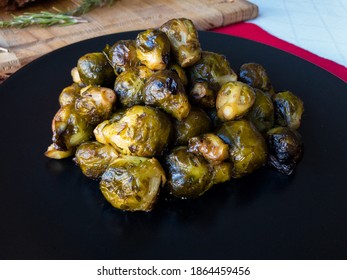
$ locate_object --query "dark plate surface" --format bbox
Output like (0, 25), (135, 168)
(1, 31), (346, 260)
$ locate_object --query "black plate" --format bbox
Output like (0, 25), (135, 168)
(1, 31), (346, 260)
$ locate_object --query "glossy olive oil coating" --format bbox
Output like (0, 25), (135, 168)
(142, 69), (191, 120)
(216, 81), (256, 121)
(188, 133), (229, 164)
(100, 156), (166, 211)
(273, 90), (304, 130)
(45, 104), (94, 159)
(74, 141), (119, 179)
(45, 17), (305, 212)
(160, 18), (202, 68)
(217, 120), (267, 178)
(135, 29), (171, 70)
(165, 147), (215, 198)
(77, 52), (115, 87)
(187, 51), (237, 108)
(74, 86), (116, 125)
(165, 146), (232, 198)
(266, 127), (303, 175)
(246, 88), (274, 133)
(94, 105), (173, 157)
(173, 106), (212, 145)
(103, 40), (140, 74)
(113, 66), (153, 107)
(239, 62), (274, 95)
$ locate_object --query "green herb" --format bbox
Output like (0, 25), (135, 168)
(0, 11), (87, 28)
(0, 0), (118, 28)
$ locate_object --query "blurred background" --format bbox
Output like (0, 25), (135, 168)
(1, 0), (346, 82)
(249, 0), (347, 67)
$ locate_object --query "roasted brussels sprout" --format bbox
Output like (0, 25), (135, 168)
(103, 40), (140, 74)
(142, 69), (191, 120)
(94, 105), (172, 157)
(45, 18), (305, 211)
(266, 127), (303, 175)
(165, 146), (232, 198)
(165, 146), (213, 198)
(74, 86), (116, 125)
(190, 80), (215, 108)
(113, 66), (153, 107)
(216, 81), (256, 121)
(77, 52), (115, 87)
(168, 63), (188, 86)
(74, 141), (119, 179)
(45, 145), (75, 159)
(246, 88), (274, 133)
(188, 133), (229, 164)
(59, 83), (81, 107)
(188, 51), (237, 107)
(173, 106), (212, 145)
(217, 120), (267, 178)
(45, 105), (93, 159)
(239, 62), (274, 95)
(273, 90), (304, 130)
(160, 18), (201, 67)
(100, 156), (166, 211)
(135, 29), (171, 70)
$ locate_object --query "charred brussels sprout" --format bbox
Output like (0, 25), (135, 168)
(188, 51), (238, 87)
(45, 105), (93, 159)
(239, 62), (274, 95)
(165, 146), (231, 198)
(142, 70), (191, 120)
(74, 86), (116, 125)
(216, 81), (256, 121)
(273, 90), (304, 130)
(94, 105), (172, 157)
(160, 18), (201, 67)
(188, 133), (229, 164)
(217, 120), (267, 178)
(77, 52), (115, 87)
(59, 83), (81, 107)
(74, 141), (119, 179)
(165, 146), (213, 198)
(103, 40), (140, 74)
(173, 106), (212, 145)
(246, 89), (274, 133)
(113, 66), (153, 107)
(100, 156), (166, 211)
(266, 127), (303, 175)
(135, 29), (171, 70)
(188, 51), (237, 107)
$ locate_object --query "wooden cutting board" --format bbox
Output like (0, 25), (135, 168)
(0, 0), (258, 80)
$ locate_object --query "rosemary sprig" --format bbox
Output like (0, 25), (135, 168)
(0, 0), (118, 28)
(0, 11), (87, 28)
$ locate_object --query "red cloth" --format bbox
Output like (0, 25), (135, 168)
(213, 23), (347, 83)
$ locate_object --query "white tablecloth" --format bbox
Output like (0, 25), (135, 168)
(249, 0), (347, 67)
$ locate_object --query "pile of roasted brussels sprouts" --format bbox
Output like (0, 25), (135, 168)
(45, 18), (304, 212)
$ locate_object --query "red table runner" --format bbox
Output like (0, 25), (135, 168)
(213, 22), (347, 83)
